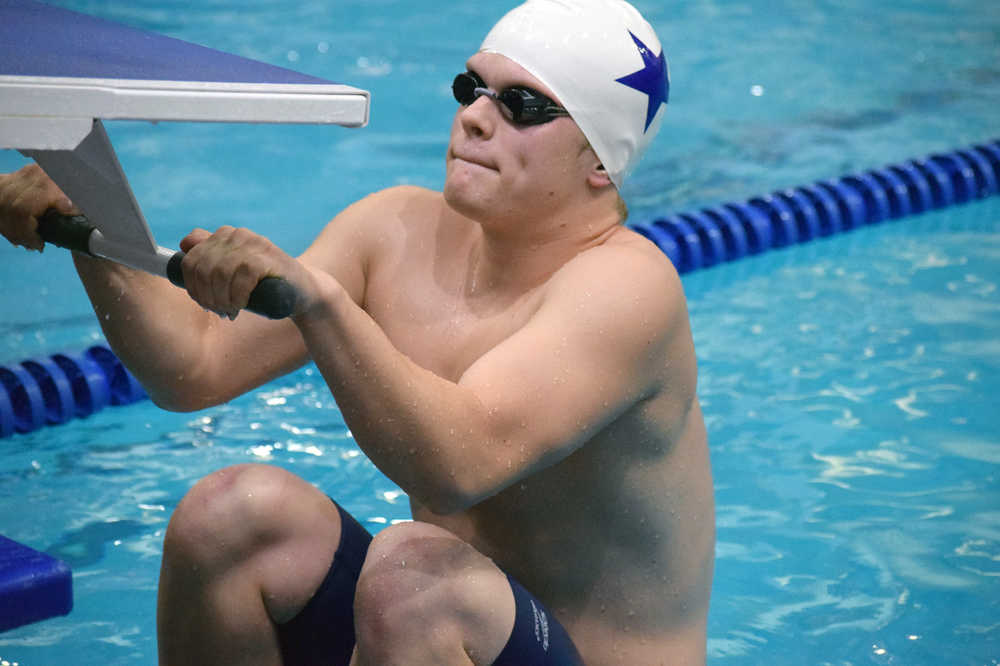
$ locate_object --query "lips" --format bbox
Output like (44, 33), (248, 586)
(451, 149), (497, 171)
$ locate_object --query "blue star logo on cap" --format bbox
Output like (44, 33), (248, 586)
(615, 31), (669, 132)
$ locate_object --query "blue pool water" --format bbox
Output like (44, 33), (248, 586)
(1, 0), (999, 664)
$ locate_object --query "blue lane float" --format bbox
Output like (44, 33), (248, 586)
(631, 139), (1000, 272)
(0, 343), (145, 438)
(0, 139), (997, 440)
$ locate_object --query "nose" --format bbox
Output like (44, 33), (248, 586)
(457, 93), (498, 139)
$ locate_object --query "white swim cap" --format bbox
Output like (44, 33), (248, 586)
(480, 0), (669, 189)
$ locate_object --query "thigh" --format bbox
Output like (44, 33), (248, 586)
(493, 574), (585, 666)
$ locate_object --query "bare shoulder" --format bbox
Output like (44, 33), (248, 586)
(360, 184), (442, 209)
(546, 226), (688, 335)
(329, 184), (444, 231)
(302, 185), (446, 302)
(309, 184), (445, 253)
(532, 227), (694, 400)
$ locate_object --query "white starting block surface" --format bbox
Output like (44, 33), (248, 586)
(0, 0), (369, 295)
(0, 0), (369, 151)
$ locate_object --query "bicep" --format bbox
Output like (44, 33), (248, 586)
(458, 260), (680, 470)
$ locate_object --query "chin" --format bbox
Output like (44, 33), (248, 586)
(443, 171), (491, 220)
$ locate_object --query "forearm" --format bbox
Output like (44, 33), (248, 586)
(73, 252), (222, 410)
(294, 283), (502, 513)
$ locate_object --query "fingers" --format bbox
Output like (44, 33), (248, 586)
(0, 163), (75, 252)
(180, 226), (284, 320)
(179, 228), (211, 253)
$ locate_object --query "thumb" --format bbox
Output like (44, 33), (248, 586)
(53, 196), (78, 216)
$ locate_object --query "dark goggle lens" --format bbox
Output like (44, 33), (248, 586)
(452, 72), (566, 126)
(452, 72), (482, 105)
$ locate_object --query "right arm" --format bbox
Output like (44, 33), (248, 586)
(0, 163), (374, 411)
(73, 252), (309, 411)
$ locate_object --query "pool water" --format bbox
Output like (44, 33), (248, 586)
(1, 0), (999, 664)
(689, 198), (1000, 664)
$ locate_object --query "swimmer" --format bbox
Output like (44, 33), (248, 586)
(0, 1), (715, 663)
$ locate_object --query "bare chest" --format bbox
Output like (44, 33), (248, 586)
(363, 267), (544, 382)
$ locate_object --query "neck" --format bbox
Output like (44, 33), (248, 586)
(462, 195), (622, 295)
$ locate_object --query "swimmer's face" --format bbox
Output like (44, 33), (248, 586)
(444, 52), (600, 224)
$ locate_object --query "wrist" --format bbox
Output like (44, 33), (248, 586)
(291, 269), (349, 328)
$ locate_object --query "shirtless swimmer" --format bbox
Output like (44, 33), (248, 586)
(0, 1), (715, 663)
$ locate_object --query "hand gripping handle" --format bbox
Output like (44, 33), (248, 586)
(165, 254), (297, 319)
(37, 209), (297, 319)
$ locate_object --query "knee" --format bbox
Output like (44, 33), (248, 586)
(164, 463), (297, 570)
(353, 522), (510, 656)
(353, 523), (461, 652)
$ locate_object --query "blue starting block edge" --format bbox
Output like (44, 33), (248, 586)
(0, 534), (73, 633)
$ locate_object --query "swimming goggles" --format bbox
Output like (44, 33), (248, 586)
(452, 71), (570, 126)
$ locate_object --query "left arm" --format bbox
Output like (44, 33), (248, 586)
(294, 242), (687, 513)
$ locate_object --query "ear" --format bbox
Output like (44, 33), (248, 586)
(587, 163), (614, 189)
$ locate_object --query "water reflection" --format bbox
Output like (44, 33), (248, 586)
(46, 519), (147, 568)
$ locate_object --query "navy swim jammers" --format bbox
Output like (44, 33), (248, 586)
(275, 500), (584, 665)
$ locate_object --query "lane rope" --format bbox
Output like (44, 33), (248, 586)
(1, 139), (997, 438)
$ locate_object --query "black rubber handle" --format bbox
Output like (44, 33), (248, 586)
(37, 209), (96, 255)
(166, 253), (297, 320)
(39, 208), (297, 320)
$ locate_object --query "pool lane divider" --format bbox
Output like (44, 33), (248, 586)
(0, 139), (998, 439)
(0, 343), (146, 438)
(629, 139), (1000, 273)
